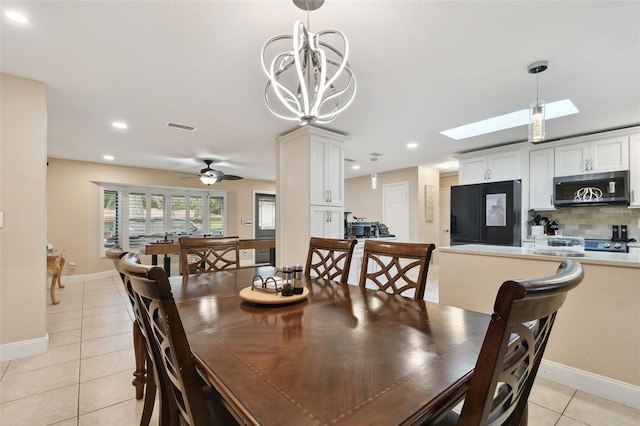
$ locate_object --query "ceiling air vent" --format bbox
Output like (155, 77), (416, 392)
(344, 158), (356, 162)
(165, 122), (196, 132)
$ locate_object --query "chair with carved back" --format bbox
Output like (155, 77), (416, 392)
(119, 253), (238, 426)
(179, 236), (240, 285)
(106, 247), (155, 426)
(358, 240), (435, 301)
(436, 259), (584, 426)
(304, 237), (357, 285)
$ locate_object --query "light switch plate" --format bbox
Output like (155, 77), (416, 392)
(0, 211), (4, 228)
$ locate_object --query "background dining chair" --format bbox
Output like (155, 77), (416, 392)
(436, 259), (584, 426)
(305, 237), (357, 285)
(179, 236), (240, 285)
(119, 253), (239, 426)
(358, 240), (435, 301)
(106, 247), (155, 426)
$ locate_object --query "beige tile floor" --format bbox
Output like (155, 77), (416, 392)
(1, 271), (638, 425)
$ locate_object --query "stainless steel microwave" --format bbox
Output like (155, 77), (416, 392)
(553, 171), (629, 207)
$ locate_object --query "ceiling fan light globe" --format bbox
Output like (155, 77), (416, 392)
(200, 175), (217, 185)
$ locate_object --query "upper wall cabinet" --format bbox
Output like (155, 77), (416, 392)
(554, 137), (629, 177)
(310, 137), (344, 207)
(529, 148), (555, 210)
(458, 149), (522, 185)
(630, 133), (640, 208)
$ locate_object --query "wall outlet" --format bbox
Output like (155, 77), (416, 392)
(68, 261), (77, 270)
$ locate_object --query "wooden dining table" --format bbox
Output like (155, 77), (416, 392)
(169, 266), (490, 425)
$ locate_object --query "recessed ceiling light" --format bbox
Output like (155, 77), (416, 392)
(440, 99), (579, 140)
(407, 142), (418, 149)
(103, 155), (114, 161)
(4, 11), (28, 24)
(352, 165), (360, 170)
(112, 121), (128, 129)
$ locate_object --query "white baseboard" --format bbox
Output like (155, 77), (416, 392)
(61, 269), (118, 284)
(539, 359), (640, 409)
(0, 333), (49, 362)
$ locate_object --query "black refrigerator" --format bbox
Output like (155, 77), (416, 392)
(450, 180), (521, 246)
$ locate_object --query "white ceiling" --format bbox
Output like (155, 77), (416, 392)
(2, 1), (639, 181)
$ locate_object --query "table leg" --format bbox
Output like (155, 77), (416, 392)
(151, 254), (158, 266)
(57, 256), (66, 288)
(163, 255), (171, 276)
(50, 266), (60, 305)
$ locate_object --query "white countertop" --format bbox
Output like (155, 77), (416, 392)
(439, 244), (640, 268)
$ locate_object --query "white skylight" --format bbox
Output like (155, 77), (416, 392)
(112, 121), (128, 129)
(440, 99), (579, 140)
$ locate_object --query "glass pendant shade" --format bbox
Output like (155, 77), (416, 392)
(529, 101), (545, 142)
(371, 173), (378, 189)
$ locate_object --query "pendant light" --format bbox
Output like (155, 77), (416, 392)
(371, 173), (377, 190)
(527, 60), (548, 142)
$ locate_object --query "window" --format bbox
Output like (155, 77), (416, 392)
(103, 189), (120, 249)
(101, 185), (226, 254)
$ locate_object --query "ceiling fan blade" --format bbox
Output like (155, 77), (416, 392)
(218, 174), (243, 181)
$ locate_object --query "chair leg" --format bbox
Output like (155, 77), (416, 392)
(132, 322), (147, 400)
(139, 365), (156, 426)
(520, 402), (529, 426)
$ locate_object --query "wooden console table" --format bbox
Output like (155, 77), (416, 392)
(47, 249), (65, 305)
(143, 238), (276, 274)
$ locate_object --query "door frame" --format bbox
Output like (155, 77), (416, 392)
(253, 190), (276, 264)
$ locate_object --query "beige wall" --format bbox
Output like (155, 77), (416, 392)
(344, 166), (440, 245)
(46, 158), (275, 276)
(1, 74), (48, 349)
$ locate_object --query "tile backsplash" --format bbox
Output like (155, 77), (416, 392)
(534, 206), (640, 240)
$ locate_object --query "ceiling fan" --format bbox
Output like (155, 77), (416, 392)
(180, 159), (243, 185)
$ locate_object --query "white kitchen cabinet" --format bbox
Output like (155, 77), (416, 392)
(629, 133), (640, 207)
(529, 148), (555, 210)
(310, 206), (343, 239)
(458, 149), (522, 184)
(277, 126), (348, 266)
(554, 137), (629, 177)
(310, 137), (344, 206)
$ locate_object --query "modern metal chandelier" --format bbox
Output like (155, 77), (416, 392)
(261, 0), (356, 125)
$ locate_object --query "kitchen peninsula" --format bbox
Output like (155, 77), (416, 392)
(438, 244), (640, 407)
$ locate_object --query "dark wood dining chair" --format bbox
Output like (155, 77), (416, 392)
(436, 259), (584, 426)
(358, 240), (435, 301)
(119, 253), (239, 426)
(305, 237), (357, 285)
(106, 247), (154, 426)
(179, 236), (240, 285)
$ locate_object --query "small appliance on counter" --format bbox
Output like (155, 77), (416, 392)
(533, 234), (585, 257)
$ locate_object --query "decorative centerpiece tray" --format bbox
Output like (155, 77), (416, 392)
(239, 275), (308, 305)
(239, 286), (309, 304)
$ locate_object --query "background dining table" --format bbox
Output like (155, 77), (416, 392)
(170, 266), (490, 425)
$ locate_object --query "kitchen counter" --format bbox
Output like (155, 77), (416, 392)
(439, 244), (640, 268)
(438, 244), (640, 404)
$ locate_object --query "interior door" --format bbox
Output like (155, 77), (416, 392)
(254, 193), (276, 264)
(383, 182), (409, 241)
(439, 187), (451, 247)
